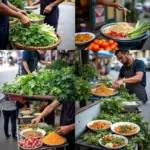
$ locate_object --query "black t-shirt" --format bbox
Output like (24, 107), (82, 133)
(119, 59), (146, 87)
(21, 50), (41, 75)
(60, 101), (75, 126)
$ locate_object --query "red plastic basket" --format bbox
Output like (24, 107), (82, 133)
(9, 95), (29, 102)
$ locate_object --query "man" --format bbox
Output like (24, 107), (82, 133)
(97, 0), (125, 11)
(32, 0), (64, 32)
(21, 50), (51, 75)
(114, 50), (147, 103)
(32, 101), (75, 150)
(2, 95), (17, 140)
(36, 101), (55, 126)
(16, 50), (51, 115)
(0, 0), (29, 49)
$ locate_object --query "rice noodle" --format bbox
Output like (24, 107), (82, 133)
(105, 23), (134, 36)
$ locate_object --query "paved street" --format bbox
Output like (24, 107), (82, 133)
(34, 2), (75, 50)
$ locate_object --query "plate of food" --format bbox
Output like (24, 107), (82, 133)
(75, 32), (96, 45)
(99, 134), (128, 149)
(19, 137), (42, 150)
(20, 128), (46, 138)
(100, 21), (149, 41)
(92, 84), (118, 97)
(111, 122), (140, 136)
(42, 132), (66, 146)
(19, 124), (32, 131)
(19, 108), (34, 116)
(87, 120), (112, 131)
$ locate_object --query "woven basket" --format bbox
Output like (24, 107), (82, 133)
(9, 19), (18, 26)
(12, 33), (61, 50)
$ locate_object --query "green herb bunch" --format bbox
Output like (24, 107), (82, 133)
(10, 23), (58, 46)
(79, 64), (98, 80)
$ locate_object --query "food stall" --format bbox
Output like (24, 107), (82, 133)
(75, 98), (149, 150)
(76, 0), (150, 50)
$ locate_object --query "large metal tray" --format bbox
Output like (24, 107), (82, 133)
(100, 22), (148, 42)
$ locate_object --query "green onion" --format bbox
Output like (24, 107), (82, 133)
(128, 20), (150, 38)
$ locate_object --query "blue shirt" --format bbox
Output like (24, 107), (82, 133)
(40, 0), (59, 23)
(119, 59), (146, 87)
(21, 50), (41, 75)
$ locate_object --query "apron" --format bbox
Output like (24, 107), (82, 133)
(124, 65), (147, 103)
(0, 0), (9, 49)
(59, 102), (75, 150)
(40, 0), (59, 31)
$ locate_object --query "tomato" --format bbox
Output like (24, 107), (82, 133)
(93, 44), (99, 51)
(114, 42), (118, 47)
(88, 45), (93, 51)
(104, 135), (112, 141)
(94, 40), (99, 44)
(99, 48), (104, 50)
(101, 42), (107, 48)
(97, 40), (103, 47)
(108, 40), (114, 46)
(110, 44), (116, 50)
(113, 144), (119, 147)
(105, 46), (112, 50)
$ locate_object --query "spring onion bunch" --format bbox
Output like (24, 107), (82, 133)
(128, 20), (150, 38)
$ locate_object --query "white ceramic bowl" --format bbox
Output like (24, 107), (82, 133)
(99, 134), (128, 149)
(111, 122), (140, 136)
(87, 120), (112, 131)
(75, 32), (96, 45)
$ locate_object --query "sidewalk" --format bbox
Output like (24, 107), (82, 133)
(0, 64), (18, 72)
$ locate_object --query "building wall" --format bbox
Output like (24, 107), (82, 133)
(130, 50), (150, 58)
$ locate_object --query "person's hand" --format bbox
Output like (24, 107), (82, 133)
(57, 126), (71, 135)
(43, 5), (53, 14)
(18, 9), (27, 16)
(114, 80), (124, 88)
(31, 117), (41, 125)
(115, 3), (124, 11)
(20, 14), (30, 25)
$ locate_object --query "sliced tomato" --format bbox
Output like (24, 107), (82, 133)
(113, 144), (119, 147)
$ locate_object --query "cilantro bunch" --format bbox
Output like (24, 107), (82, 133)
(10, 23), (58, 46)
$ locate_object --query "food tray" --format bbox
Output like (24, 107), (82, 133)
(75, 128), (138, 150)
(12, 33), (61, 50)
(91, 88), (119, 97)
(2, 92), (58, 100)
(100, 22), (148, 42)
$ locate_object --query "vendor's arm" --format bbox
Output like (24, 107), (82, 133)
(37, 102), (49, 111)
(0, 0), (29, 24)
(43, 0), (64, 14)
(39, 60), (51, 65)
(57, 124), (75, 135)
(32, 0), (40, 6)
(122, 72), (144, 84)
(7, 2), (27, 16)
(23, 61), (31, 74)
(32, 101), (61, 124)
(96, 0), (124, 11)
(116, 60), (146, 85)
